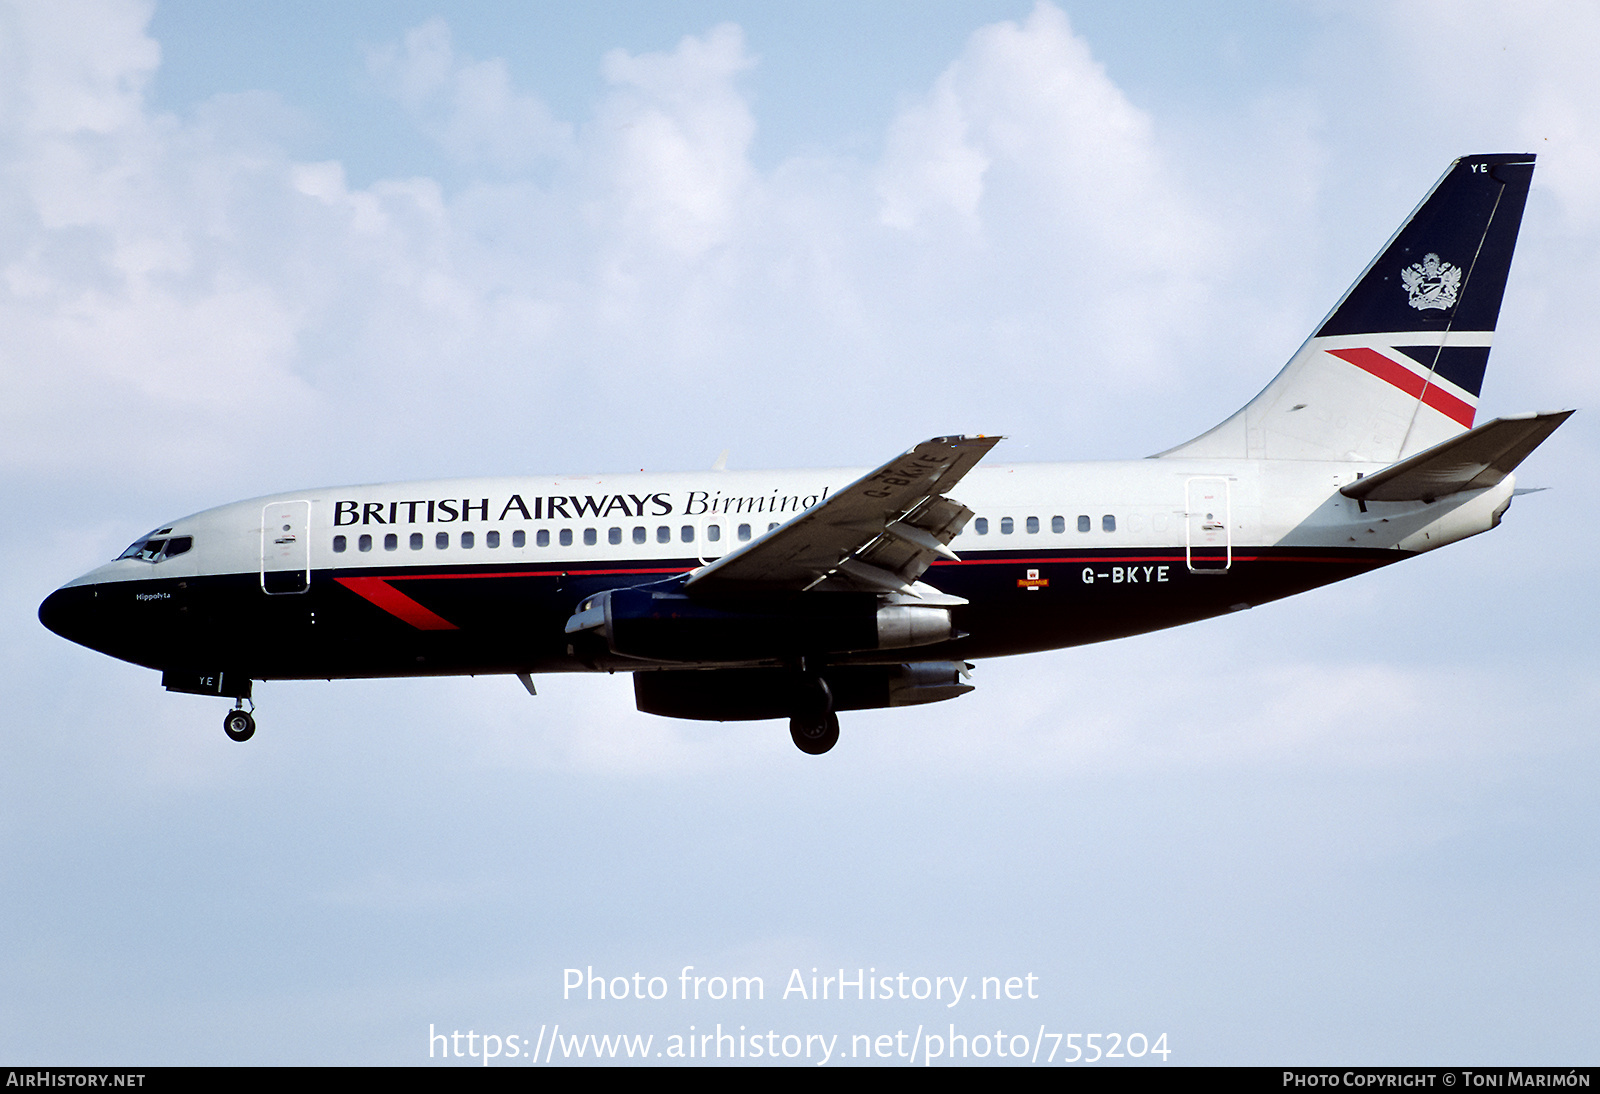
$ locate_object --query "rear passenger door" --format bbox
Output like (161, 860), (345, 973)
(1185, 478), (1231, 573)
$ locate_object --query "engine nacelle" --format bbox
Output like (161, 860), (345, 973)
(566, 587), (954, 664)
(634, 661), (974, 721)
(876, 604), (956, 649)
(1394, 477), (1517, 553)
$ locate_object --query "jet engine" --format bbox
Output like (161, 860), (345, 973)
(564, 587), (955, 665)
(633, 661), (974, 721)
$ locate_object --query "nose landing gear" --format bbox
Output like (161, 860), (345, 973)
(223, 700), (256, 742)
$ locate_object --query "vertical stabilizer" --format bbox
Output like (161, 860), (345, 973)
(1160, 154), (1534, 462)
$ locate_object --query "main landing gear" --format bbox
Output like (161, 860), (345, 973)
(223, 700), (256, 742)
(789, 668), (839, 755)
(789, 711), (840, 755)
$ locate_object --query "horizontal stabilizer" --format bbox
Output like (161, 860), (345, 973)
(1340, 410), (1573, 502)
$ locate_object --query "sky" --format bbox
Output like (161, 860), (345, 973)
(3, 0), (1598, 1067)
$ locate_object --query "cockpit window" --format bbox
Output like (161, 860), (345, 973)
(119, 532), (154, 559)
(117, 533), (192, 563)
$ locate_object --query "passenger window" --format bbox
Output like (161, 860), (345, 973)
(1077, 515), (1090, 533)
(633, 526), (646, 545)
(486, 530), (500, 548)
(461, 531), (474, 549)
(738, 524), (752, 541)
(658, 526), (671, 543)
(1000, 517), (1014, 535)
(410, 532), (424, 550)
(608, 527), (622, 545)
(1026, 516), (1039, 534)
(583, 528), (597, 546)
(1103, 514), (1116, 533)
(681, 525), (694, 543)
(512, 530), (526, 548)
(1051, 515), (1065, 534)
(359, 534), (372, 552)
(707, 525), (721, 542)
(768, 522), (779, 532)
(384, 534), (398, 551)
(559, 529), (572, 547)
(535, 530), (548, 547)
(333, 535), (347, 553)
(974, 517), (988, 535)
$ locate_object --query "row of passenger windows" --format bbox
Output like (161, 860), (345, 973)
(972, 514), (1116, 535)
(331, 522), (784, 554)
(331, 513), (1124, 554)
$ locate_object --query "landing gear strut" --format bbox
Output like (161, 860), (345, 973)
(789, 668), (839, 755)
(223, 700), (256, 742)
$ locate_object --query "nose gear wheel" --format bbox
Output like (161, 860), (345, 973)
(223, 698), (256, 742)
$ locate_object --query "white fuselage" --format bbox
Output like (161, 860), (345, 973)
(61, 457), (1511, 593)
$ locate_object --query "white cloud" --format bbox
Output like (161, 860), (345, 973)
(0, 2), (313, 478)
(1375, 0), (1600, 227)
(365, 18), (572, 172)
(0, 2), (1244, 490)
(0, 0), (158, 136)
(589, 24), (758, 258)
(876, 73), (989, 231)
(872, 3), (1226, 397)
(881, 3), (1191, 252)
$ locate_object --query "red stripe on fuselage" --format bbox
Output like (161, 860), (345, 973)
(385, 567), (687, 581)
(335, 577), (460, 630)
(1326, 347), (1475, 428)
(330, 551), (1388, 631)
(332, 567), (690, 630)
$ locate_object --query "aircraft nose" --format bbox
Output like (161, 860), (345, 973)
(39, 584), (104, 651)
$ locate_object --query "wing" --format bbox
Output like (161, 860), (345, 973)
(685, 434), (1001, 595)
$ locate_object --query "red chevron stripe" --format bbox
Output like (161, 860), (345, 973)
(335, 577), (459, 630)
(1326, 347), (1475, 428)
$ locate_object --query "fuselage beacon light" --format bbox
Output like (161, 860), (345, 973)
(41, 155), (1570, 754)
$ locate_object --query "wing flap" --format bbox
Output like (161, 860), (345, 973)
(686, 435), (1000, 593)
(1341, 410), (1573, 502)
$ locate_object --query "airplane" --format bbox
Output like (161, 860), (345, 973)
(39, 153), (1571, 755)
